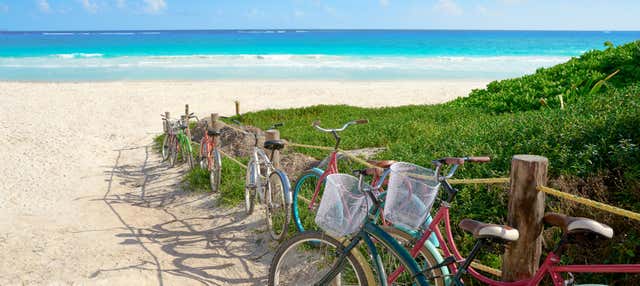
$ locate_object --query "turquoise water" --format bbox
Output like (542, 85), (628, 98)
(0, 30), (638, 81)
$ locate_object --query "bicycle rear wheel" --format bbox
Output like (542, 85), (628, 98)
(209, 149), (221, 193)
(266, 170), (291, 241)
(268, 231), (375, 286)
(244, 161), (257, 215)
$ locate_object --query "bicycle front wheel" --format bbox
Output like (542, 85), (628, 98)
(169, 137), (178, 167)
(377, 226), (445, 286)
(266, 170), (291, 241)
(292, 169), (324, 233)
(244, 161), (257, 215)
(161, 135), (170, 161)
(268, 231), (375, 286)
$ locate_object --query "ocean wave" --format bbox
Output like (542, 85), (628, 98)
(53, 53), (104, 59)
(42, 32), (75, 36)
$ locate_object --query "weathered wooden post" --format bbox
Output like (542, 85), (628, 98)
(234, 100), (240, 117)
(502, 155), (548, 281)
(210, 113), (219, 145)
(184, 104), (191, 137)
(265, 129), (281, 168)
(163, 111), (170, 132)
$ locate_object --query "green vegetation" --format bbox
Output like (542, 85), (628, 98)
(155, 41), (640, 283)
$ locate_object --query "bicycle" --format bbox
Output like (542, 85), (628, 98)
(168, 113), (197, 169)
(292, 119), (397, 233)
(199, 124), (223, 192)
(160, 113), (173, 162)
(268, 157), (508, 285)
(238, 121), (293, 241)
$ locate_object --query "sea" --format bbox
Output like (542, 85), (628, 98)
(0, 30), (638, 81)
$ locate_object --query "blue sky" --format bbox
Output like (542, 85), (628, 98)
(0, 0), (639, 31)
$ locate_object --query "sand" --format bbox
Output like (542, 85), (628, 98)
(0, 79), (489, 285)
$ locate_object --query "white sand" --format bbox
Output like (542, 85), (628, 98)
(0, 79), (488, 285)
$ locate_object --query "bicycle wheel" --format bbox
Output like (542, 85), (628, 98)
(268, 231), (375, 286)
(199, 141), (208, 169)
(169, 138), (178, 167)
(266, 170), (291, 241)
(292, 169), (324, 233)
(183, 142), (195, 169)
(209, 149), (221, 193)
(161, 135), (170, 161)
(244, 160), (257, 215)
(375, 226), (445, 286)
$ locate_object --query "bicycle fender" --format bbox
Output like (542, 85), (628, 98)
(273, 169), (293, 204)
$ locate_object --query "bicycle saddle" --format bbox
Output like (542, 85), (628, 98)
(459, 219), (520, 242)
(543, 213), (613, 239)
(207, 128), (221, 136)
(264, 139), (286, 151)
(367, 160), (397, 169)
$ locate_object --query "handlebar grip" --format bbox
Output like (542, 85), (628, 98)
(355, 119), (368, 124)
(312, 120), (321, 127)
(467, 156), (491, 163)
(443, 157), (465, 165)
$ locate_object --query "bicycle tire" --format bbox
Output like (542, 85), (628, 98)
(169, 137), (178, 167)
(161, 135), (170, 161)
(291, 169), (324, 233)
(244, 160), (257, 215)
(266, 170), (291, 241)
(209, 149), (221, 193)
(378, 226), (445, 286)
(268, 231), (375, 285)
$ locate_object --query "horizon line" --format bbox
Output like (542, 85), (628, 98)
(2, 28), (640, 33)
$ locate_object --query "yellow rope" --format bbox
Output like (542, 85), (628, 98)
(288, 142), (336, 151)
(538, 186), (640, 222)
(218, 149), (247, 169)
(449, 177), (510, 185)
(471, 262), (502, 277)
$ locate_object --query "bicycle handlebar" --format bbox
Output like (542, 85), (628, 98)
(432, 156), (491, 180)
(312, 119), (368, 133)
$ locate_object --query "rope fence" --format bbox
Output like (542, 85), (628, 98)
(214, 120), (640, 222)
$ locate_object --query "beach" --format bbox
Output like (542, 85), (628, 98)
(0, 79), (487, 285)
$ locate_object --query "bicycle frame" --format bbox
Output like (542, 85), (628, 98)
(199, 131), (217, 170)
(390, 200), (640, 286)
(307, 150), (339, 210)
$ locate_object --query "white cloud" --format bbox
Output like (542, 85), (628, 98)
(434, 0), (462, 16)
(0, 3), (8, 13)
(79, 0), (98, 13)
(37, 0), (50, 13)
(476, 4), (488, 15)
(380, 0), (389, 7)
(144, 0), (166, 13)
(294, 9), (304, 18)
(499, 0), (526, 4)
(115, 0), (126, 9)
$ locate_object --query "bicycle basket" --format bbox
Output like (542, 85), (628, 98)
(383, 162), (440, 230)
(315, 174), (372, 237)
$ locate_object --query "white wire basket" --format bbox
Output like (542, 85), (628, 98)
(315, 174), (372, 237)
(383, 162), (440, 230)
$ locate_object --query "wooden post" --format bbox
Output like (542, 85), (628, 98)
(234, 100), (240, 116)
(210, 113), (219, 145)
(163, 111), (170, 132)
(502, 155), (548, 281)
(184, 104), (191, 137)
(265, 129), (281, 168)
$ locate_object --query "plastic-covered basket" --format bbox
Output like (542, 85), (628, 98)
(383, 162), (440, 230)
(315, 174), (372, 237)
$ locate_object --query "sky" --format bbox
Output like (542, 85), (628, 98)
(0, 0), (639, 31)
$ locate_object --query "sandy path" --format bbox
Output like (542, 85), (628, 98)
(0, 80), (488, 285)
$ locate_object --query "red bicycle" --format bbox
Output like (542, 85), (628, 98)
(199, 125), (223, 192)
(291, 119), (395, 233)
(386, 157), (640, 286)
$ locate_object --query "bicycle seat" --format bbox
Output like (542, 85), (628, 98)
(367, 160), (397, 169)
(459, 219), (519, 242)
(207, 128), (221, 136)
(543, 213), (613, 239)
(264, 139), (286, 151)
